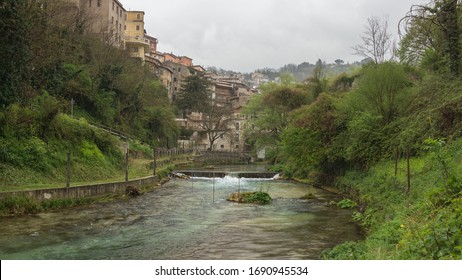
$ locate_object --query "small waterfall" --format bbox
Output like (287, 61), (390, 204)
(221, 173), (243, 185)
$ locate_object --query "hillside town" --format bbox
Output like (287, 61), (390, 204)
(68, 0), (260, 151)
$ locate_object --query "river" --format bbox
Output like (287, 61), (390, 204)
(0, 166), (362, 259)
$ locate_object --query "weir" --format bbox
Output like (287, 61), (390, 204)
(174, 170), (279, 179)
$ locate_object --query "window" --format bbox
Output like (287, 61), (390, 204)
(133, 47), (139, 52)
(116, 20), (118, 29)
(112, 2), (115, 10)
(97, 0), (101, 7)
(137, 14), (141, 20)
(235, 122), (240, 131)
(124, 25), (126, 30)
(136, 25), (140, 31)
(89, 0), (92, 7)
(111, 17), (114, 24)
(116, 7), (119, 15)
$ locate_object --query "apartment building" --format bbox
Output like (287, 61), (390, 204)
(124, 11), (150, 62)
(69, 0), (126, 46)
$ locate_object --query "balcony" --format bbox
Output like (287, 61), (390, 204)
(124, 35), (150, 47)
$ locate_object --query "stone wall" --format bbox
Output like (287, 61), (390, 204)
(0, 176), (158, 202)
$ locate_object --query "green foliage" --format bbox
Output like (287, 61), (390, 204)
(343, 112), (387, 168)
(336, 198), (357, 209)
(280, 127), (321, 178)
(242, 191), (272, 204)
(0, 137), (51, 172)
(175, 74), (212, 114)
(326, 137), (462, 259)
(322, 241), (367, 260)
(41, 197), (95, 211)
(243, 83), (311, 158)
(349, 62), (412, 123)
(129, 140), (153, 159)
(228, 191), (272, 205)
(0, 195), (100, 215)
(399, 0), (461, 77)
(0, 0), (31, 107)
(0, 195), (41, 215)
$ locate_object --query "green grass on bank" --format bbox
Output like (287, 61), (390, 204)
(1, 150), (194, 192)
(323, 138), (462, 260)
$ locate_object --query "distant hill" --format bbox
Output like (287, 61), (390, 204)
(207, 59), (371, 86)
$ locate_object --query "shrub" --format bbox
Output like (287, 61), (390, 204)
(336, 198), (357, 209)
(0, 196), (42, 215)
(228, 191), (272, 205)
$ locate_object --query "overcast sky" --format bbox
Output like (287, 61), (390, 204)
(123, 0), (430, 72)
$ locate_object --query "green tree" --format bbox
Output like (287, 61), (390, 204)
(140, 80), (179, 147)
(243, 82), (311, 160)
(349, 62), (412, 123)
(0, 0), (31, 107)
(399, 0), (461, 76)
(175, 74), (212, 116)
(283, 93), (347, 178)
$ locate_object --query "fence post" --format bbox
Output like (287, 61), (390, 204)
(66, 150), (71, 188)
(406, 146), (411, 195)
(125, 144), (129, 182)
(153, 148), (157, 176)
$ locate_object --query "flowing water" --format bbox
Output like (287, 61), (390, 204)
(0, 166), (362, 260)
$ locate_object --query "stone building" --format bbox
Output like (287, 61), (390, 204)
(69, 0), (126, 46)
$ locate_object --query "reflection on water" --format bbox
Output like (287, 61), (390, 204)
(0, 166), (362, 259)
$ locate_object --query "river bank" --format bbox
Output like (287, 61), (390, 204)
(321, 141), (462, 259)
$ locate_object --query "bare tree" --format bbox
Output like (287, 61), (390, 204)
(199, 105), (233, 151)
(353, 16), (392, 64)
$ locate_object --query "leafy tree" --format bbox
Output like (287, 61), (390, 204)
(348, 62), (412, 123)
(140, 80), (179, 147)
(305, 59), (328, 98)
(283, 93), (347, 178)
(175, 74), (212, 116)
(399, 0), (461, 76)
(243, 82), (311, 160)
(0, 0), (31, 107)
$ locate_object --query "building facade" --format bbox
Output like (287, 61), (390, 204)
(69, 0), (126, 46)
(124, 11), (150, 62)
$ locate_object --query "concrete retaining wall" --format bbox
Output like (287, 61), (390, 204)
(0, 176), (159, 202)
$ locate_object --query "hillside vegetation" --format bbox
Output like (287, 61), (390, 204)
(243, 0), (462, 259)
(0, 0), (179, 188)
